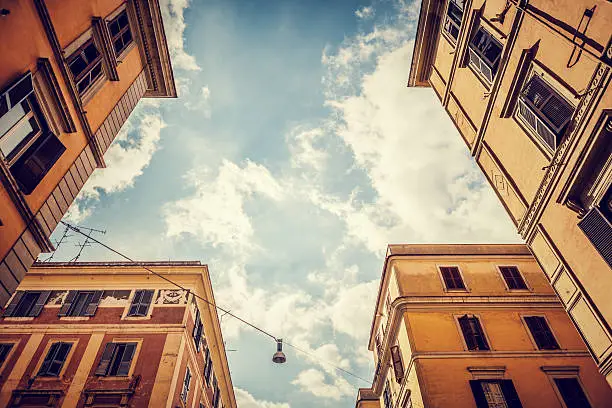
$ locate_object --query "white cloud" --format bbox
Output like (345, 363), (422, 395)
(291, 368), (353, 400)
(235, 388), (291, 408)
(355, 6), (374, 19)
(160, 0), (201, 71)
(185, 85), (212, 117)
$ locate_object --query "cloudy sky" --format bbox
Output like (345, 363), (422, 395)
(49, 0), (520, 406)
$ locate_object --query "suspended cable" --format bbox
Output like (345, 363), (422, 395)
(59, 221), (372, 386)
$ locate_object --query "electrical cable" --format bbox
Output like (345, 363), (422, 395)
(59, 221), (372, 386)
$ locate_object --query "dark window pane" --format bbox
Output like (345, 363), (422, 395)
(500, 266), (527, 290)
(525, 316), (559, 350)
(14, 292), (39, 317)
(7, 73), (34, 108)
(109, 20), (120, 36)
(118, 14), (129, 28)
(555, 378), (591, 408)
(83, 43), (99, 62)
(441, 266), (465, 289)
(69, 56), (87, 78)
(0, 100), (29, 138)
(69, 292), (94, 316)
(0, 343), (14, 366)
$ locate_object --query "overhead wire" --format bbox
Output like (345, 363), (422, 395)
(59, 221), (372, 386)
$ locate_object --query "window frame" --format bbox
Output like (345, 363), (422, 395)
(3, 290), (51, 318)
(106, 7), (136, 61)
(0, 341), (18, 375)
(441, 0), (465, 46)
(521, 315), (560, 351)
(124, 289), (155, 319)
(95, 339), (141, 377)
(437, 265), (469, 292)
(58, 290), (103, 318)
(513, 63), (577, 156)
(497, 265), (530, 291)
(63, 29), (107, 104)
(33, 339), (78, 379)
(469, 379), (523, 408)
(552, 377), (593, 408)
(542, 368), (593, 408)
(181, 366), (192, 403)
(455, 314), (492, 351)
(466, 24), (504, 86)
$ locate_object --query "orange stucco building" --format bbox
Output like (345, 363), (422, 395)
(0, 0), (176, 305)
(356, 244), (612, 408)
(0, 261), (236, 408)
(408, 0), (612, 384)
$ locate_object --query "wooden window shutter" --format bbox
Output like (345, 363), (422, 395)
(84, 290), (103, 316)
(500, 380), (523, 408)
(469, 380), (489, 408)
(578, 207), (612, 268)
(390, 345), (405, 382)
(127, 290), (143, 316)
(459, 315), (478, 350)
(140, 290), (153, 315)
(95, 343), (116, 376)
(116, 343), (136, 376)
(47, 342), (72, 376)
(11, 133), (66, 195)
(38, 342), (60, 376)
(28, 291), (51, 317)
(4, 291), (24, 317)
(58, 291), (77, 317)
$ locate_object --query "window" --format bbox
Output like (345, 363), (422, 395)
(58, 290), (103, 317)
(554, 378), (591, 408)
(0, 343), (14, 369)
(95, 342), (137, 376)
(0, 73), (65, 194)
(127, 290), (154, 317)
(67, 39), (105, 94)
(470, 379), (522, 408)
(443, 0), (465, 42)
(181, 367), (191, 403)
(499, 266), (527, 290)
(193, 307), (204, 352)
(468, 27), (503, 83)
(383, 381), (392, 408)
(440, 266), (466, 290)
(390, 345), (404, 383)
(4, 291), (51, 317)
(524, 316), (559, 350)
(37, 342), (72, 377)
(578, 185), (611, 268)
(516, 75), (574, 151)
(204, 342), (213, 385)
(108, 10), (133, 57)
(212, 375), (221, 408)
(459, 315), (490, 351)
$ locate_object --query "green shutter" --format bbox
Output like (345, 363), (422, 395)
(4, 291), (24, 317)
(28, 291), (51, 317)
(116, 343), (137, 376)
(95, 343), (116, 376)
(58, 291), (77, 317)
(84, 290), (103, 316)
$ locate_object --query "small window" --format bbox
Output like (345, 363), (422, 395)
(1, 73), (65, 194)
(58, 290), (103, 317)
(108, 10), (133, 57)
(67, 39), (105, 95)
(193, 307), (204, 352)
(443, 0), (465, 42)
(383, 381), (393, 408)
(390, 345), (404, 383)
(517, 75), (574, 151)
(204, 342), (213, 385)
(458, 315), (490, 351)
(468, 27), (503, 83)
(470, 379), (522, 408)
(499, 266), (527, 290)
(127, 290), (153, 317)
(554, 378), (591, 408)
(524, 316), (559, 350)
(95, 342), (137, 376)
(181, 367), (191, 403)
(0, 343), (14, 369)
(212, 375), (221, 408)
(4, 291), (51, 317)
(440, 266), (466, 290)
(578, 186), (612, 268)
(38, 342), (72, 377)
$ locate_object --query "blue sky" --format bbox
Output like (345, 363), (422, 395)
(49, 0), (520, 406)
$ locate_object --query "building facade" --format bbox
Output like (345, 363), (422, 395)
(356, 244), (612, 408)
(408, 0), (612, 384)
(0, 0), (177, 305)
(0, 261), (236, 408)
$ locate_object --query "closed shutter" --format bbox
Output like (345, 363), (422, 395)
(523, 76), (552, 108)
(116, 343), (136, 376)
(48, 342), (72, 376)
(28, 291), (51, 317)
(127, 290), (143, 316)
(139, 290), (153, 316)
(578, 207), (612, 268)
(57, 291), (77, 317)
(541, 94), (573, 131)
(4, 291), (24, 317)
(390, 345), (405, 382)
(84, 290), (103, 316)
(11, 133), (66, 195)
(469, 380), (489, 408)
(500, 380), (523, 408)
(95, 343), (116, 376)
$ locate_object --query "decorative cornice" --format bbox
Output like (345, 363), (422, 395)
(518, 63), (610, 238)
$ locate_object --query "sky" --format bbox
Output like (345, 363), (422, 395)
(47, 0), (521, 406)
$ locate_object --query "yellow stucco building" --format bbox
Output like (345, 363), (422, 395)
(0, 0), (176, 305)
(0, 261), (236, 408)
(356, 244), (612, 408)
(408, 0), (612, 385)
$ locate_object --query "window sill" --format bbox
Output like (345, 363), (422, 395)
(122, 315), (152, 321)
(3, 317), (35, 321)
(115, 41), (136, 64)
(81, 74), (107, 107)
(59, 316), (90, 321)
